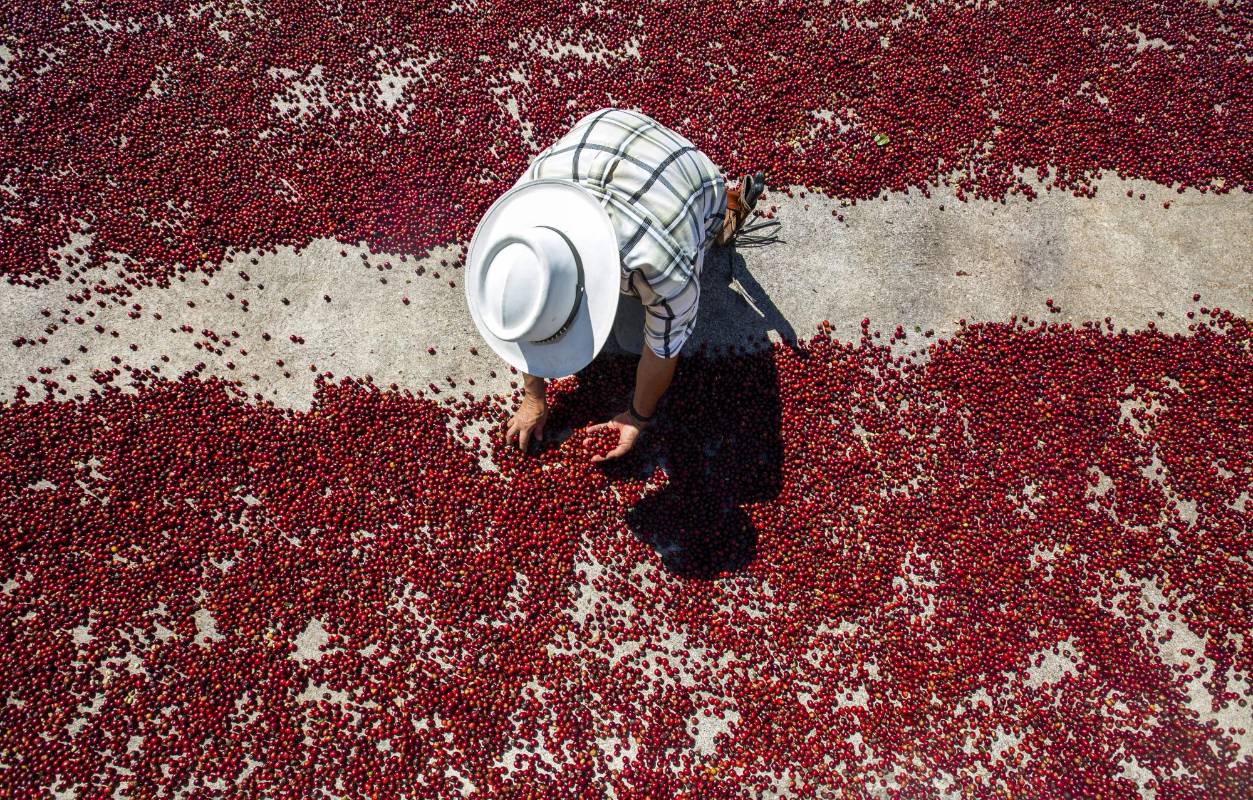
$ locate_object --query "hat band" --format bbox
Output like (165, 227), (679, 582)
(532, 225), (585, 345)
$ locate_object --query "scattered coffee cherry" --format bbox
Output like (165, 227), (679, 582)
(0, 3), (1249, 795)
(2, 312), (1250, 797)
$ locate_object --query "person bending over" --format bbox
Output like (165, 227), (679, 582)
(464, 107), (763, 461)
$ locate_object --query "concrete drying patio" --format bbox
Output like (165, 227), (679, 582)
(3, 175), (1249, 410)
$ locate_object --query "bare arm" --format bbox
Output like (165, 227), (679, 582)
(510, 345), (678, 458)
(506, 373), (549, 451)
(522, 372), (547, 403)
(584, 347), (678, 462)
(632, 346), (677, 419)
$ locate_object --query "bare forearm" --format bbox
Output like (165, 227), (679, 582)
(633, 347), (678, 418)
(522, 372), (547, 403)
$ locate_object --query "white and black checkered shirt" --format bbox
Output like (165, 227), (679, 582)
(512, 108), (727, 358)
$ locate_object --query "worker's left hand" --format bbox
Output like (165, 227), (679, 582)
(583, 412), (644, 463)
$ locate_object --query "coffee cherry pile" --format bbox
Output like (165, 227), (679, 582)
(2, 0), (1248, 297)
(3, 310), (1250, 797)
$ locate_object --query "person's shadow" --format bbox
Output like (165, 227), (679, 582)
(556, 241), (797, 580)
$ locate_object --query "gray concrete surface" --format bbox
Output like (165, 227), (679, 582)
(2, 176), (1249, 410)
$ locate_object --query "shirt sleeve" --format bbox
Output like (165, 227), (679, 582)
(633, 270), (700, 359)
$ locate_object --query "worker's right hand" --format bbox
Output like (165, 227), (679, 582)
(506, 394), (549, 453)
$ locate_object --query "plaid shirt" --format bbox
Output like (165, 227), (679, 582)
(512, 108), (727, 358)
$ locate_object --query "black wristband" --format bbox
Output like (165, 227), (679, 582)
(628, 399), (655, 425)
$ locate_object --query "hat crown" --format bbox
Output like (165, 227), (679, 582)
(478, 226), (579, 343)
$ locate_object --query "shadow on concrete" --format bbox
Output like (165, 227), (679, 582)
(568, 242), (797, 580)
(704, 243), (800, 352)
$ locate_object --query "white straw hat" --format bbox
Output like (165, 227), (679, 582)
(466, 179), (620, 378)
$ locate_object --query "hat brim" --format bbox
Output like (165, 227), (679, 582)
(466, 179), (620, 379)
